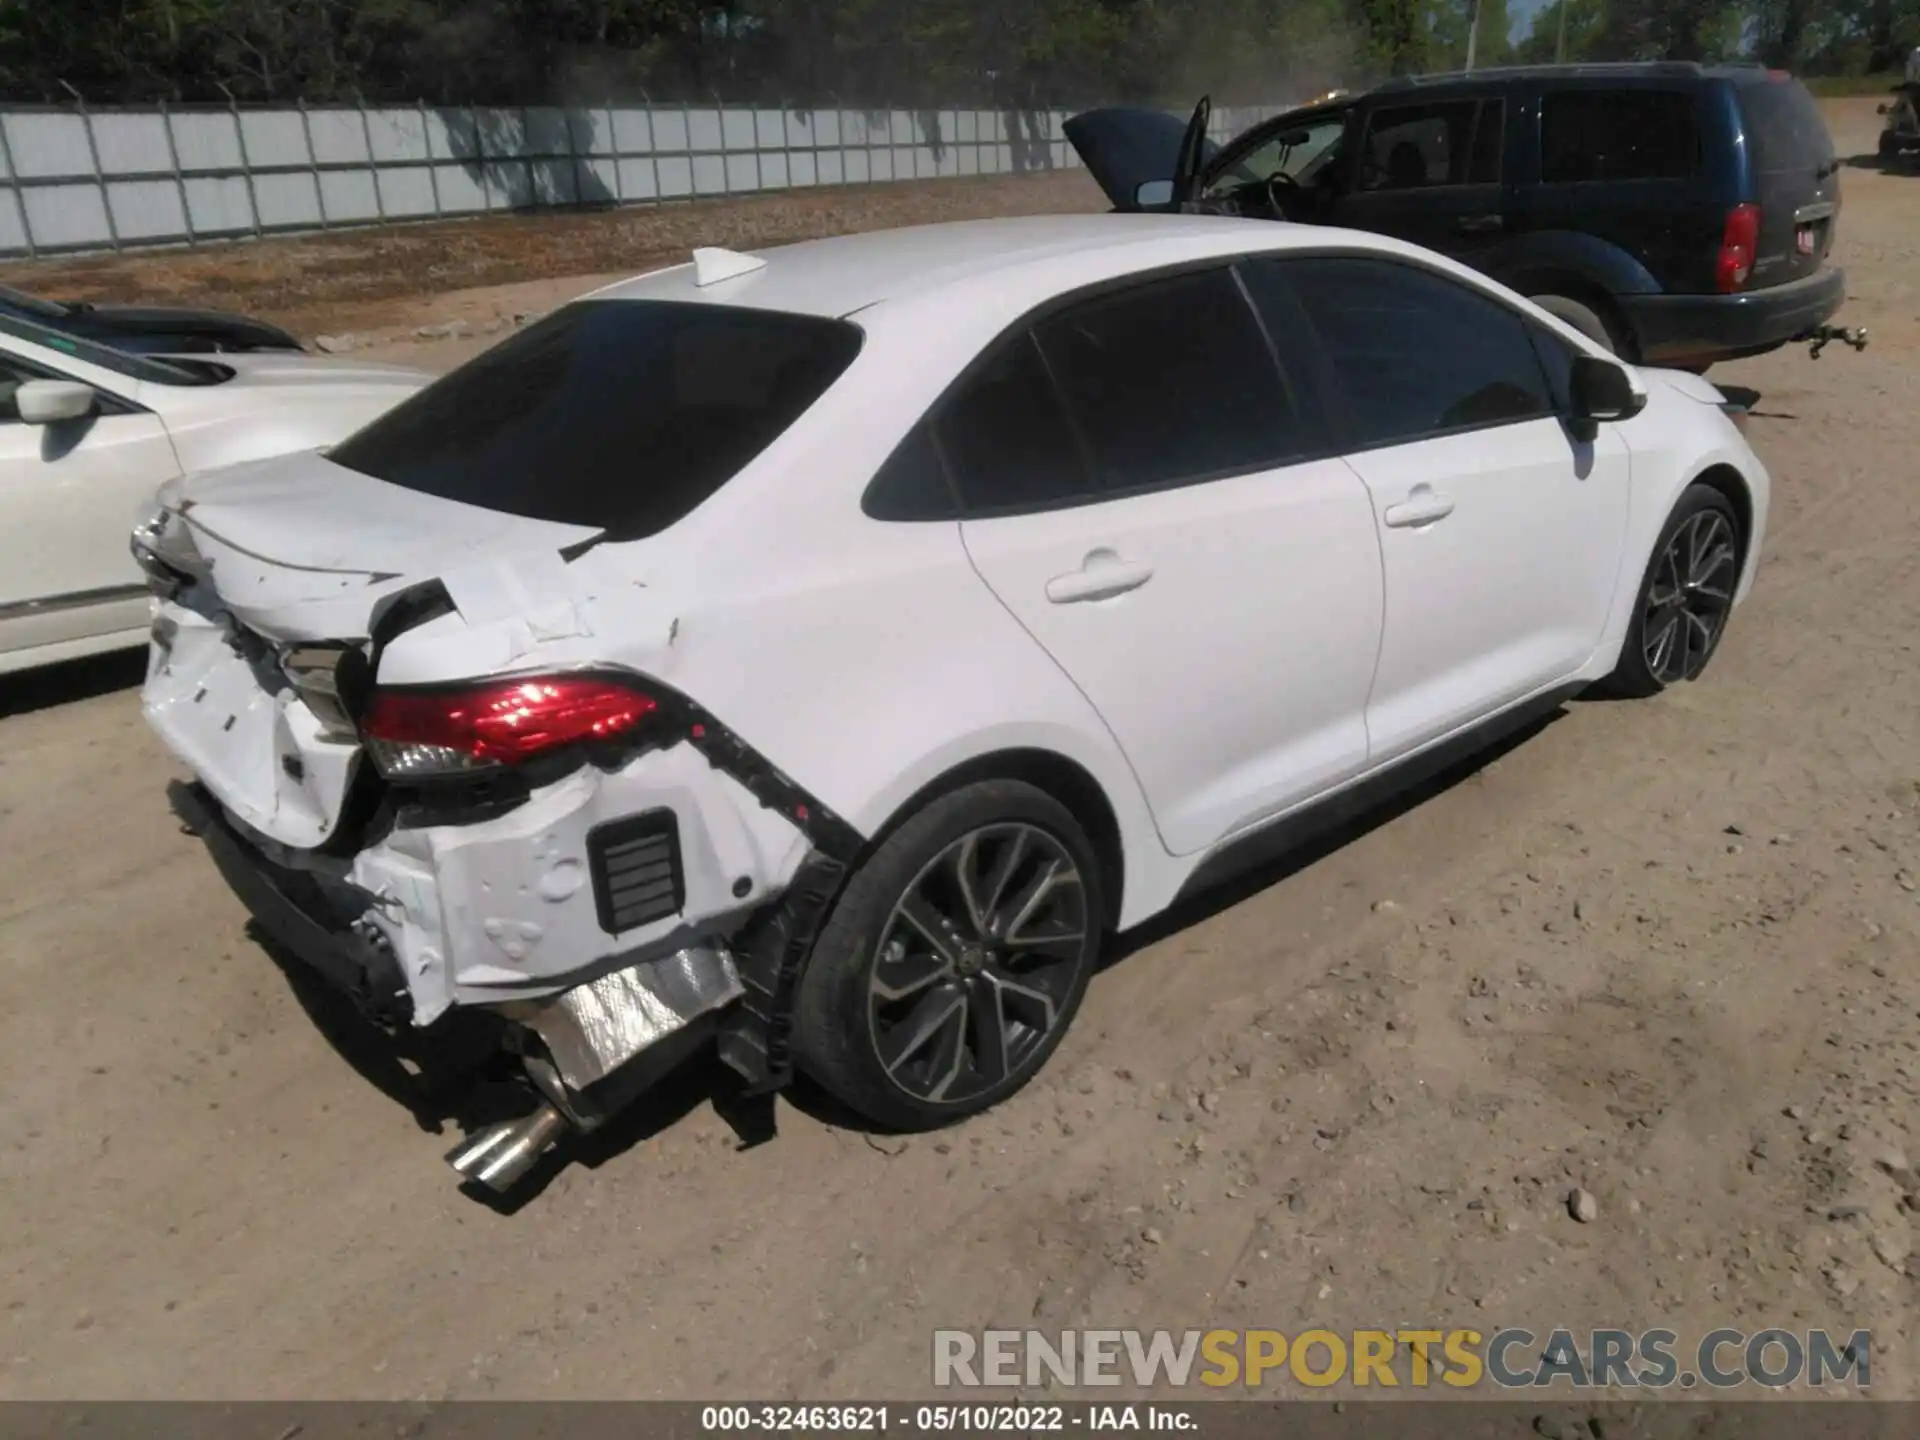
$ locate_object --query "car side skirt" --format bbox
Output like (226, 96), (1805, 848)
(1171, 680), (1589, 911)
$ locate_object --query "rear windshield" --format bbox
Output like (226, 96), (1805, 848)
(327, 299), (863, 539)
(1737, 76), (1834, 172)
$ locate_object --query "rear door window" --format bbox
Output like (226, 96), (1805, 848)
(935, 334), (1094, 514)
(1245, 255), (1554, 450)
(863, 422), (955, 521)
(1358, 100), (1481, 190)
(1468, 98), (1505, 183)
(1540, 89), (1700, 183)
(326, 299), (863, 540)
(1031, 267), (1311, 491)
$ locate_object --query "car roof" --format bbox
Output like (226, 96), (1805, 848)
(582, 213), (1397, 325)
(1370, 60), (1771, 94)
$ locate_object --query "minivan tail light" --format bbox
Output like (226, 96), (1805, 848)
(1716, 203), (1762, 293)
(361, 675), (659, 779)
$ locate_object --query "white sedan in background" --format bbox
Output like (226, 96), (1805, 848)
(136, 215), (1768, 1193)
(0, 314), (429, 674)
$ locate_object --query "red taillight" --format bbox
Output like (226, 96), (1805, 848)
(361, 675), (659, 778)
(1716, 203), (1762, 294)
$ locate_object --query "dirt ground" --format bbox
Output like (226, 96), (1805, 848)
(0, 170), (1107, 343)
(2, 99), (1918, 1402)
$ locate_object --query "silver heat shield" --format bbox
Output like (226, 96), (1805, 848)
(502, 946), (744, 1093)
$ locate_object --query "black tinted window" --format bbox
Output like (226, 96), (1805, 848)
(327, 300), (862, 539)
(1468, 99), (1504, 183)
(1540, 90), (1699, 183)
(1525, 323), (1582, 412)
(1033, 269), (1304, 491)
(863, 422), (955, 521)
(1359, 100), (1479, 190)
(1738, 77), (1835, 172)
(936, 334), (1091, 512)
(1255, 256), (1552, 448)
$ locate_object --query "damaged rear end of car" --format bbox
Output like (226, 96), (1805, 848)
(135, 291), (870, 1193)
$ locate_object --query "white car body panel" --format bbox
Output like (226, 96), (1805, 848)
(0, 328), (428, 674)
(1581, 371), (1771, 680)
(961, 455), (1383, 857)
(138, 213), (1773, 1044)
(1350, 417), (1633, 761)
(0, 407), (176, 659)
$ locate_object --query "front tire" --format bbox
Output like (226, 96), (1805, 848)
(1599, 483), (1743, 699)
(792, 780), (1106, 1131)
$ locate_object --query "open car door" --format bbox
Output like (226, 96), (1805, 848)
(1063, 96), (1219, 212)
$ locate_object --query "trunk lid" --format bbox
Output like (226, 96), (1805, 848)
(1735, 74), (1840, 290)
(157, 448), (600, 639)
(1063, 102), (1222, 211)
(143, 452), (613, 853)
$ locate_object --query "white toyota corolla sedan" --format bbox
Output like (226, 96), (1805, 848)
(135, 214), (1768, 1191)
(0, 316), (428, 675)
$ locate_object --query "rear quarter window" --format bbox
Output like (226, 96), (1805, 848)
(1737, 76), (1835, 173)
(1540, 89), (1701, 183)
(327, 299), (863, 540)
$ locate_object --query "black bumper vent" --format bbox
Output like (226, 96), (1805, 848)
(588, 810), (685, 935)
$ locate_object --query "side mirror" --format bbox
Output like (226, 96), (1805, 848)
(1569, 354), (1645, 427)
(16, 378), (97, 424)
(1134, 178), (1175, 208)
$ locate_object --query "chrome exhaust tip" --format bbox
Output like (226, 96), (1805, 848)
(445, 1101), (569, 1192)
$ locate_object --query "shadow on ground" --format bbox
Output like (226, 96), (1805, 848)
(0, 648), (145, 720)
(161, 690), (1575, 1207)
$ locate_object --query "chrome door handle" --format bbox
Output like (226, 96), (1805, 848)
(1045, 552), (1155, 603)
(1383, 487), (1456, 528)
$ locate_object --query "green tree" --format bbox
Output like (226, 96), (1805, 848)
(1514, 0), (1610, 61)
(1430, 0), (1515, 67)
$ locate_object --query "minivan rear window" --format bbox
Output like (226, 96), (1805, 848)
(327, 299), (863, 539)
(1737, 76), (1835, 173)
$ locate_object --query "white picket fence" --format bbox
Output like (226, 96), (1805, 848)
(0, 100), (1290, 258)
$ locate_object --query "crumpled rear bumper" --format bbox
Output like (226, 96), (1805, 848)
(178, 773), (753, 1116)
(144, 597), (824, 1029)
(174, 780), (413, 1027)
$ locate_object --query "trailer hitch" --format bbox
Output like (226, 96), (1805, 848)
(1797, 324), (1868, 359)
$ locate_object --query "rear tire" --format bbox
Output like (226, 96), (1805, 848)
(1529, 293), (1625, 356)
(792, 780), (1106, 1132)
(1597, 483), (1743, 699)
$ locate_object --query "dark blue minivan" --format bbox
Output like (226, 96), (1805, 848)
(1067, 63), (1848, 371)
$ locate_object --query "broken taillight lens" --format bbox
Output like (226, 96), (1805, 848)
(360, 675), (659, 779)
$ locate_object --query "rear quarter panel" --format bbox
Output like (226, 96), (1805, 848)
(568, 317), (1179, 929)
